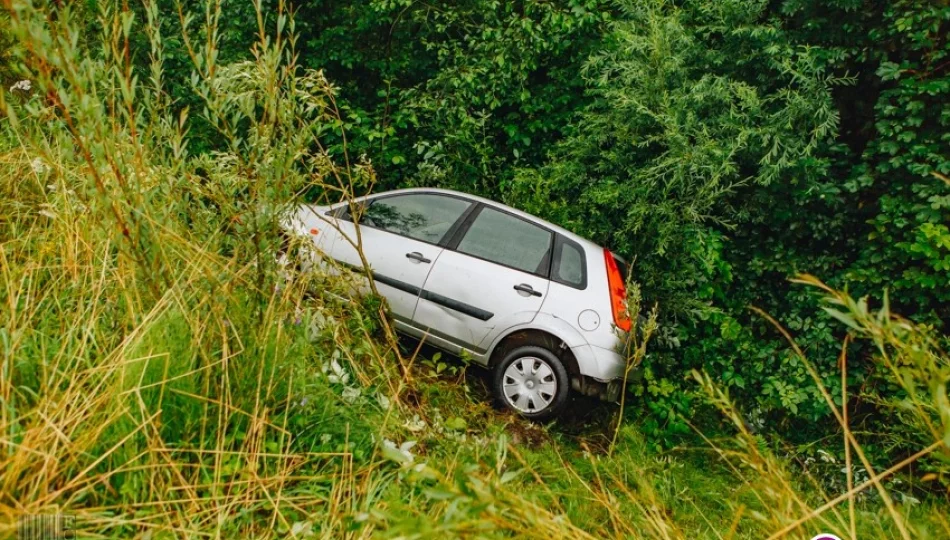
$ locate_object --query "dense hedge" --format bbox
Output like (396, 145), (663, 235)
(267, 0), (948, 459)
(6, 0), (945, 464)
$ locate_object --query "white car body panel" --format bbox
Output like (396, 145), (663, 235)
(335, 218), (444, 320)
(413, 249), (550, 350)
(284, 188), (629, 389)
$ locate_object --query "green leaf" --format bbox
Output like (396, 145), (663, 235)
(445, 417), (467, 431)
(822, 307), (859, 331)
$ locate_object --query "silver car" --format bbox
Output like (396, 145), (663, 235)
(286, 188), (631, 419)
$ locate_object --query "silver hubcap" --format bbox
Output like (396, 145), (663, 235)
(502, 357), (557, 414)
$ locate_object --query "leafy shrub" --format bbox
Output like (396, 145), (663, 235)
(505, 0), (847, 443)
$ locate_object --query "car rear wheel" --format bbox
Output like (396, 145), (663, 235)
(493, 345), (569, 420)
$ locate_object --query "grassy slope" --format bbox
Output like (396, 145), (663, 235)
(1, 140), (947, 537)
(399, 357), (948, 539)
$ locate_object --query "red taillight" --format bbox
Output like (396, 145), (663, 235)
(604, 249), (632, 332)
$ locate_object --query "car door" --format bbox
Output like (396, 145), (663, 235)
(411, 205), (553, 353)
(321, 193), (473, 321)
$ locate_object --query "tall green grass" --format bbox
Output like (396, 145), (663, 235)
(1, 0), (948, 538)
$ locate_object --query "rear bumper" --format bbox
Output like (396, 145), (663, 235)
(569, 343), (626, 382)
(567, 344), (626, 402)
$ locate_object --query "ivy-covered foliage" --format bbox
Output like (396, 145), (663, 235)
(276, 0), (946, 464)
(698, 0), (950, 452)
(216, 0), (615, 194)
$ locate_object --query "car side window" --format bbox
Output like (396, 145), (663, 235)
(552, 236), (586, 289)
(456, 207), (552, 275)
(361, 194), (471, 244)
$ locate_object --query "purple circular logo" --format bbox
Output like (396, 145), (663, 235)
(810, 535), (842, 540)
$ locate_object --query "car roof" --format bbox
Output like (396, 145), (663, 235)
(346, 187), (603, 252)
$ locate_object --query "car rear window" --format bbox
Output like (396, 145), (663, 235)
(551, 235), (587, 289)
(456, 207), (553, 275)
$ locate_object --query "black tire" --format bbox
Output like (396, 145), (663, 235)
(492, 345), (570, 421)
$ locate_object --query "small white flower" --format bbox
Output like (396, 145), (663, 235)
(10, 79), (32, 93)
(307, 310), (328, 342)
(382, 439), (416, 464)
(403, 415), (426, 432)
(31, 157), (49, 175)
(324, 359), (350, 385)
(341, 386), (361, 403)
(290, 521), (313, 537)
(899, 492), (920, 505)
(38, 205), (57, 219)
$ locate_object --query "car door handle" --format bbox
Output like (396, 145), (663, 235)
(405, 251), (432, 264)
(513, 283), (542, 297)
